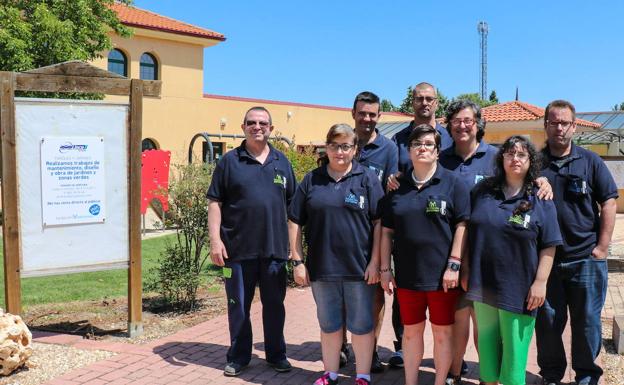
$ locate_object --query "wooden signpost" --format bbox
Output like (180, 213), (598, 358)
(0, 61), (161, 337)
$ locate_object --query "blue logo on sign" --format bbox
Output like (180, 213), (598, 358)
(89, 204), (100, 216)
(59, 142), (88, 153)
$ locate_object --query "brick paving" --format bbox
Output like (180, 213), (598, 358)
(34, 285), (580, 385)
(38, 213), (624, 385)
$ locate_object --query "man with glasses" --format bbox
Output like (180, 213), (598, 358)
(390, 82), (453, 181)
(207, 106), (296, 377)
(536, 100), (617, 385)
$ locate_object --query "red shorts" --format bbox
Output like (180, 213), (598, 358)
(396, 288), (460, 326)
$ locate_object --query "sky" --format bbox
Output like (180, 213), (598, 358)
(133, 0), (624, 112)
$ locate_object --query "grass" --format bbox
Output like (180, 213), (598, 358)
(0, 233), (222, 310)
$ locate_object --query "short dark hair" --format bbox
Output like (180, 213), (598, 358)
(544, 100), (576, 126)
(445, 99), (486, 142)
(352, 91), (380, 111)
(413, 82), (436, 95)
(243, 106), (272, 125)
(486, 135), (541, 194)
(407, 124), (441, 153)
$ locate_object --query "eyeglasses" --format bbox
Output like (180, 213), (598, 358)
(414, 96), (437, 104)
(546, 120), (574, 129)
(327, 142), (355, 152)
(503, 151), (529, 161)
(245, 120), (270, 128)
(450, 118), (475, 127)
(410, 141), (437, 150)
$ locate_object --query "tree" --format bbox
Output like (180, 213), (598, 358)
(613, 102), (624, 111)
(380, 99), (396, 112)
(397, 86), (414, 114)
(454, 93), (496, 108)
(0, 1), (132, 73)
(489, 90), (499, 104)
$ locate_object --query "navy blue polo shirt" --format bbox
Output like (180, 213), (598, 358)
(392, 122), (453, 174)
(467, 185), (563, 316)
(288, 161), (384, 281)
(358, 130), (399, 190)
(206, 142), (296, 261)
(379, 165), (470, 291)
(439, 141), (498, 188)
(540, 144), (618, 259)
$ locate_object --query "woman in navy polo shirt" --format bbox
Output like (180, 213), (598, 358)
(466, 136), (562, 385)
(288, 123), (384, 385)
(379, 124), (470, 385)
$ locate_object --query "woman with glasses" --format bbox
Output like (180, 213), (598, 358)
(288, 123), (384, 385)
(466, 136), (562, 385)
(379, 124), (470, 385)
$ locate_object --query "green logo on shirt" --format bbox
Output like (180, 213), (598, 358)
(508, 213), (531, 228)
(426, 201), (440, 213)
(273, 174), (287, 188)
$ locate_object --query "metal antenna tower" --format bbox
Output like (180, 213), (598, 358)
(477, 21), (488, 100)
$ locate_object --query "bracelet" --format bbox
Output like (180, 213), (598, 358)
(379, 267), (391, 273)
(290, 259), (304, 267)
(448, 256), (461, 262)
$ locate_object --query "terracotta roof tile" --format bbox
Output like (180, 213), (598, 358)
(482, 101), (600, 128)
(111, 3), (225, 41)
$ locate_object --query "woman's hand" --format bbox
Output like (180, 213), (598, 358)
(293, 264), (310, 287)
(442, 269), (459, 292)
(380, 270), (396, 295)
(526, 279), (547, 311)
(364, 261), (380, 284)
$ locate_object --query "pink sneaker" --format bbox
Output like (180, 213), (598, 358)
(313, 372), (339, 385)
(354, 378), (370, 385)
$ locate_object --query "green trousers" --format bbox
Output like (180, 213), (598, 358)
(474, 301), (535, 385)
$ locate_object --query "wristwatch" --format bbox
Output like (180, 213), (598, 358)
(447, 261), (461, 272)
(291, 259), (304, 267)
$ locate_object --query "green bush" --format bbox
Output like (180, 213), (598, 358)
(146, 162), (214, 311)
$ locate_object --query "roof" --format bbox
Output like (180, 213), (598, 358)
(203, 94), (414, 117)
(482, 101), (600, 128)
(111, 4), (225, 41)
(376, 121), (411, 138)
(577, 111), (624, 130)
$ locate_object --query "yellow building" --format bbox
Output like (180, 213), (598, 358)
(93, 4), (412, 164)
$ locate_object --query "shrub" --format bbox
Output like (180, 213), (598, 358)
(146, 162), (213, 311)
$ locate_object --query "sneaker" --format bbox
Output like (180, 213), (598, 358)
(541, 379), (560, 385)
(445, 375), (462, 385)
(339, 343), (350, 368)
(224, 362), (246, 376)
(314, 372), (339, 385)
(461, 360), (469, 375)
(371, 351), (384, 373)
(354, 378), (370, 385)
(268, 358), (292, 372)
(576, 378), (596, 385)
(388, 350), (404, 368)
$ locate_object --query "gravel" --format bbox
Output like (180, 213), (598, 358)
(0, 342), (114, 385)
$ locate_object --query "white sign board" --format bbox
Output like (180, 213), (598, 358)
(15, 98), (129, 277)
(40, 136), (106, 226)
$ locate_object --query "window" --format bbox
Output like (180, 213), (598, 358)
(142, 138), (159, 152)
(107, 49), (127, 77)
(140, 53), (158, 80)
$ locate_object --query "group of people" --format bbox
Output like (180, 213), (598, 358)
(207, 82), (617, 385)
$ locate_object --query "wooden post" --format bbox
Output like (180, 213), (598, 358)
(0, 72), (21, 314)
(128, 79), (143, 337)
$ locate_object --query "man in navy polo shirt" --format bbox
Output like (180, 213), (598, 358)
(390, 82), (453, 179)
(207, 106), (296, 377)
(348, 91), (401, 371)
(535, 100), (618, 385)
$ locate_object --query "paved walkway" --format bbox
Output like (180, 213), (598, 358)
(35, 286), (578, 385)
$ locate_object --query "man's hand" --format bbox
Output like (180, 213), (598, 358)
(364, 261), (380, 284)
(293, 264), (310, 286)
(386, 172), (402, 192)
(210, 238), (228, 266)
(442, 269), (459, 293)
(526, 279), (547, 311)
(535, 177), (553, 200)
(592, 245), (609, 260)
(380, 270), (396, 295)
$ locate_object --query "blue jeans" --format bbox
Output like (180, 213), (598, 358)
(224, 258), (287, 365)
(311, 280), (375, 335)
(535, 256), (607, 383)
